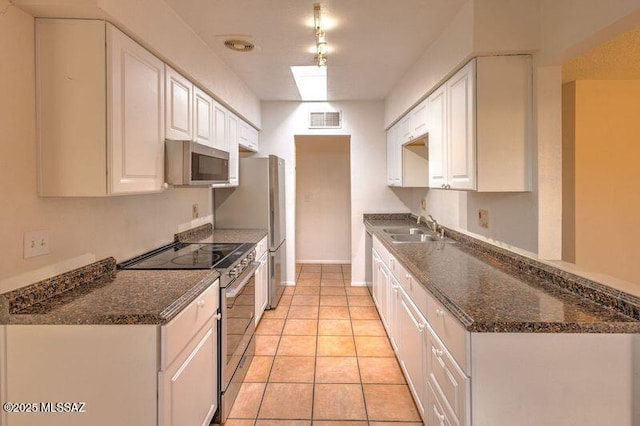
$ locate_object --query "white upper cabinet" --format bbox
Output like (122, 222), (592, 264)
(108, 26), (166, 195)
(398, 99), (429, 146)
(427, 56), (532, 192)
(238, 120), (259, 152)
(213, 101), (228, 152)
(193, 86), (214, 148)
(37, 19), (166, 196)
(386, 124), (401, 187)
(227, 112), (239, 187)
(427, 85), (447, 189)
(165, 66), (193, 141)
(446, 60), (476, 190)
(411, 99), (429, 139)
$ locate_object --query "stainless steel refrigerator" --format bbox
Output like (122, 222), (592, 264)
(214, 155), (286, 309)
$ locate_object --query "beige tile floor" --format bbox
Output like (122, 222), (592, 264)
(225, 263), (422, 426)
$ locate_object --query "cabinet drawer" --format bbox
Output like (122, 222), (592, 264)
(372, 236), (390, 270)
(394, 261), (428, 316)
(425, 290), (469, 373)
(426, 379), (458, 426)
(426, 325), (469, 425)
(255, 236), (268, 259)
(161, 280), (219, 370)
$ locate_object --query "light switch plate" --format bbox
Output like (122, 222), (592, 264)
(478, 209), (489, 228)
(24, 230), (50, 258)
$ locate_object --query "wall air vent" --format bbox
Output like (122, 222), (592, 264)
(309, 111), (342, 129)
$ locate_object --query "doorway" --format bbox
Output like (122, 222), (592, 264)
(295, 135), (351, 264)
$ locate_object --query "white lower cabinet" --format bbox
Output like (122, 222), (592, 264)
(396, 286), (426, 417)
(2, 280), (220, 426)
(255, 253), (269, 325)
(371, 234), (637, 426)
(158, 324), (216, 426)
(255, 236), (269, 325)
(372, 235), (467, 425)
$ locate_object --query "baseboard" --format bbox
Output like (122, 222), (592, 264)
(349, 281), (369, 287)
(296, 260), (352, 265)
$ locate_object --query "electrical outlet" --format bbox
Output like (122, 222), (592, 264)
(24, 230), (50, 258)
(421, 198), (427, 210)
(478, 209), (489, 229)
(192, 203), (199, 219)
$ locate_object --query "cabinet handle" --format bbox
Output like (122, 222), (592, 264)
(436, 308), (445, 318)
(435, 348), (444, 357)
(214, 313), (222, 320)
(197, 300), (206, 307)
(433, 405), (446, 425)
(445, 184), (451, 189)
(405, 274), (410, 279)
(162, 182), (169, 190)
(418, 323), (426, 331)
(441, 184), (446, 188)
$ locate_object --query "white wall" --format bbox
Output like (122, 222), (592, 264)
(295, 136), (351, 264)
(12, 0), (262, 127)
(0, 4), (212, 291)
(384, 1), (474, 129)
(260, 102), (411, 285)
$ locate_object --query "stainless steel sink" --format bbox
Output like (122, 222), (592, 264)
(382, 227), (427, 235)
(390, 234), (439, 243)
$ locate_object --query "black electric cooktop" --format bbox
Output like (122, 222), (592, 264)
(118, 242), (251, 270)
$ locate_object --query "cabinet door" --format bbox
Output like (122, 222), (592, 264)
(372, 250), (382, 307)
(411, 99), (428, 138)
(386, 126), (398, 186)
(378, 264), (390, 329)
(399, 113), (413, 144)
(387, 274), (401, 354)
(193, 86), (214, 147)
(107, 24), (165, 194)
(227, 112), (239, 186)
(447, 60), (476, 190)
(255, 253), (269, 325)
(427, 85), (447, 189)
(213, 102), (228, 152)
(248, 126), (259, 151)
(159, 324), (217, 426)
(396, 287), (426, 416)
(165, 67), (193, 140)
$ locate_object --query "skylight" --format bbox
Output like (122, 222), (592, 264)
(290, 66), (327, 101)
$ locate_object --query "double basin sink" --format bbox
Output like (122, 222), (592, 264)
(382, 226), (455, 244)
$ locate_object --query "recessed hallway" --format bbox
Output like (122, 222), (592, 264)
(224, 263), (422, 425)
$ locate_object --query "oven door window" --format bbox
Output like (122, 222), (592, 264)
(192, 152), (229, 182)
(226, 275), (255, 363)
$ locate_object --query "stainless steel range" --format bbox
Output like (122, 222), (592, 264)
(118, 241), (258, 425)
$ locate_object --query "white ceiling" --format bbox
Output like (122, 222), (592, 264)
(164, 0), (467, 101)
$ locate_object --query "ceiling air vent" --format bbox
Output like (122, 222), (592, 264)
(309, 111), (342, 129)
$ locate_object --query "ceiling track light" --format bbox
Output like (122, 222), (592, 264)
(314, 4), (327, 67)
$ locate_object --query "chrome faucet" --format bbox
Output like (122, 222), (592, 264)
(427, 215), (438, 232)
(427, 215), (445, 238)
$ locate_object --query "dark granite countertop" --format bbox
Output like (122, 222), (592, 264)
(0, 223), (263, 326)
(364, 214), (640, 333)
(175, 223), (268, 244)
(0, 260), (220, 326)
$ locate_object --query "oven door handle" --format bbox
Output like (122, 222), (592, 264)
(225, 261), (260, 298)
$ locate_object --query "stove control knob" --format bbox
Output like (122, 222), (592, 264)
(241, 258), (250, 266)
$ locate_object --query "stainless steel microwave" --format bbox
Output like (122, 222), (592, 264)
(165, 140), (229, 186)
